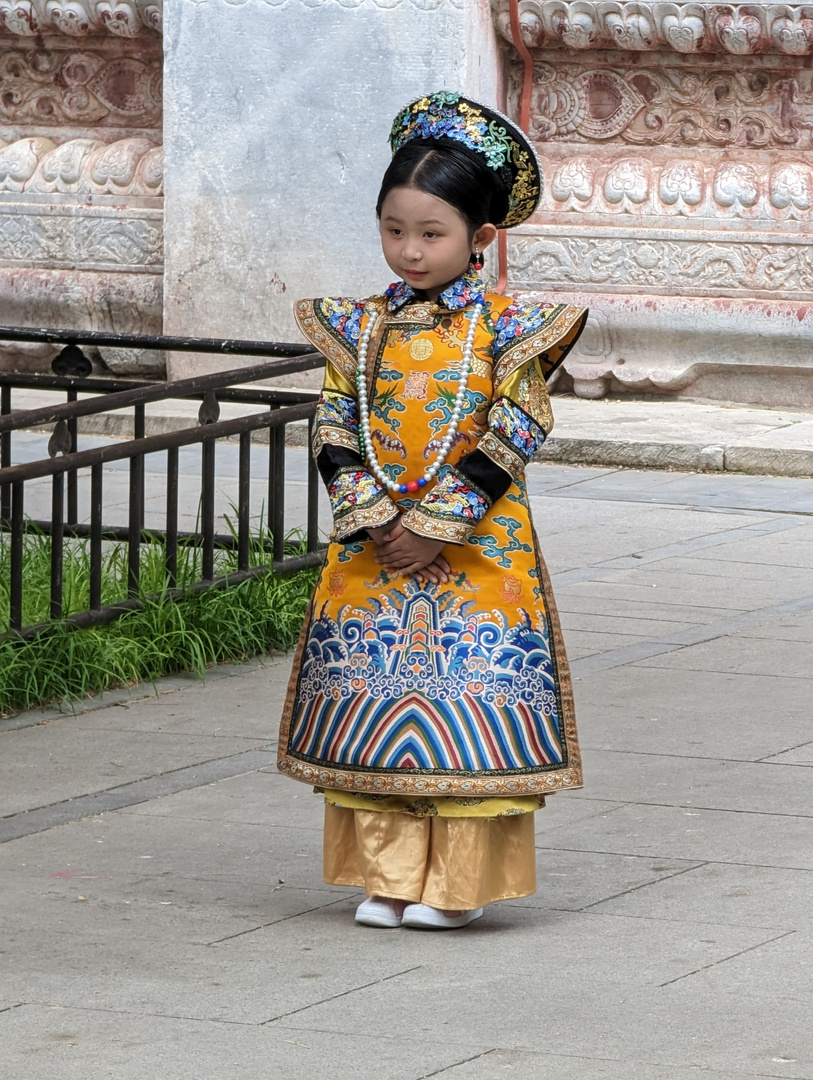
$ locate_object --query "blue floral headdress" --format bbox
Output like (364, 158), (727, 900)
(389, 90), (542, 229)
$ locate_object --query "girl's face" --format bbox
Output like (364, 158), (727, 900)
(379, 186), (495, 301)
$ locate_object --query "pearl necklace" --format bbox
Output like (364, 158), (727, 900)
(356, 301), (483, 494)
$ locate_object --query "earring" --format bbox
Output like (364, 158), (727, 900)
(472, 252), (484, 271)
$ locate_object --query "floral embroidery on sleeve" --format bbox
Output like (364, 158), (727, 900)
(492, 301), (556, 353)
(491, 302), (588, 385)
(313, 390), (361, 456)
(319, 298), (366, 351)
(327, 468), (399, 541)
(401, 466), (489, 546)
(477, 397), (547, 482)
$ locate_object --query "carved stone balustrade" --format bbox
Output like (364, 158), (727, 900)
(0, 0), (161, 37)
(496, 0), (813, 406)
(0, 0), (163, 372)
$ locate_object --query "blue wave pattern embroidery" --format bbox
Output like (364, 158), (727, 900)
(319, 297), (366, 349)
(288, 579), (565, 774)
(490, 397), (547, 461)
(315, 390), (359, 435)
(492, 301), (557, 355)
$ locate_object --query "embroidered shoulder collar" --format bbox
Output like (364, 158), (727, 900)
(385, 269), (486, 313)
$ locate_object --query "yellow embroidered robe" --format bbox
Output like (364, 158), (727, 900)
(278, 275), (588, 807)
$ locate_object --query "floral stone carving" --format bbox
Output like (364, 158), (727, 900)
(0, 49), (161, 126)
(0, 135), (162, 195)
(498, 3), (813, 405)
(495, 2), (813, 57)
(0, 0), (161, 36)
(528, 61), (813, 148)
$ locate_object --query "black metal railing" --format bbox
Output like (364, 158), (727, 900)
(0, 326), (326, 640)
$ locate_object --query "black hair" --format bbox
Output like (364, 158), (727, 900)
(375, 138), (510, 233)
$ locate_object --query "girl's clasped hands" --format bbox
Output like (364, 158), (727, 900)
(367, 519), (450, 584)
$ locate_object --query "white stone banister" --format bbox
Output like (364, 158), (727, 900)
(0, 0), (161, 36)
(493, 1), (813, 56)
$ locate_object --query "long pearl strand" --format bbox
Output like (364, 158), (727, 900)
(356, 302), (483, 494)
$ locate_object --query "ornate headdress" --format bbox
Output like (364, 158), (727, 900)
(388, 90), (542, 230)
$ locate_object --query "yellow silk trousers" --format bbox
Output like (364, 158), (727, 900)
(323, 804), (537, 909)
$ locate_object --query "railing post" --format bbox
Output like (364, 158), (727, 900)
(165, 446), (179, 588)
(90, 464), (103, 611)
(271, 424), (285, 564)
(0, 339), (324, 637)
(128, 403), (146, 597)
(238, 431), (250, 572)
(201, 436), (215, 581)
(50, 472), (65, 620)
(1, 384), (10, 527)
(9, 481), (24, 632)
(66, 387), (78, 526)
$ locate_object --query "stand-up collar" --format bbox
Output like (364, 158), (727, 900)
(384, 269), (486, 313)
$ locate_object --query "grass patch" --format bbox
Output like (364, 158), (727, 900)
(0, 525), (319, 717)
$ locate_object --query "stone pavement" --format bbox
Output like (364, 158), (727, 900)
(1, 463), (812, 1079)
(11, 387), (813, 478)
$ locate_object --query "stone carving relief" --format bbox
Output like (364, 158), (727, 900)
(495, 2), (813, 56)
(0, 0), (163, 376)
(527, 61), (813, 148)
(183, 0), (462, 7)
(0, 207), (162, 268)
(0, 49), (161, 126)
(510, 233), (813, 298)
(539, 151), (813, 218)
(0, 0), (161, 36)
(0, 135), (162, 195)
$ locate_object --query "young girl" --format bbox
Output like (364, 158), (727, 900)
(278, 91), (588, 930)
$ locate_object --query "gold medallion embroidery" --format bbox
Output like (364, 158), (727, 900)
(409, 338), (434, 361)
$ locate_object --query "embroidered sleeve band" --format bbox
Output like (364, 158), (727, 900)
(401, 466), (489, 546)
(327, 467), (400, 541)
(313, 389), (361, 457)
(485, 396), (547, 475)
(492, 303), (588, 386)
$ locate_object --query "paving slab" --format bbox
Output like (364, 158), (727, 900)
(120, 769), (320, 827)
(632, 634), (813, 679)
(591, 862), (813, 930)
(539, 802), (813, 869)
(523, 846), (702, 912)
(573, 667), (813, 762)
(763, 741), (813, 766)
(0, 811), (325, 892)
(737, 611), (813, 643)
(578, 749), (813, 817)
(0, 1005), (484, 1080)
(0, 726), (261, 818)
(269, 913), (808, 1077)
(553, 590), (750, 625)
(423, 1050), (800, 1080)
(70, 661), (289, 740)
(562, 569), (811, 614)
(1, 465), (811, 1080)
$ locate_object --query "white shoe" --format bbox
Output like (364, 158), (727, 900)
(354, 897), (404, 928)
(401, 903), (484, 930)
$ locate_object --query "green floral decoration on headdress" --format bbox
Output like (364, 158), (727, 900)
(389, 91), (542, 229)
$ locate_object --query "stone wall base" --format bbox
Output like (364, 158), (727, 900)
(521, 291), (813, 409)
(0, 269), (163, 375)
